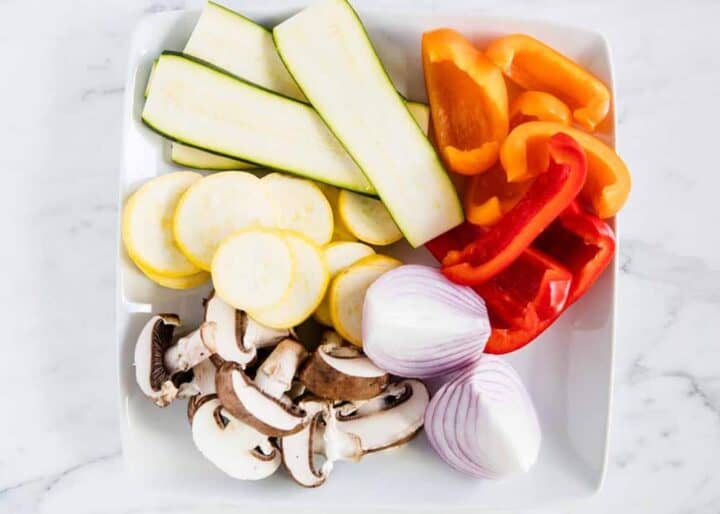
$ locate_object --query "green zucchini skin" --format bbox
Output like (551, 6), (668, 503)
(273, 0), (463, 247)
(142, 52), (377, 194)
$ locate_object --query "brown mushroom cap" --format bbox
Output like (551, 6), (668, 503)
(299, 338), (389, 401)
(216, 361), (306, 437)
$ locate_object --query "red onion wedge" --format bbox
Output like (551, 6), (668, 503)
(362, 265), (490, 378)
(425, 356), (541, 479)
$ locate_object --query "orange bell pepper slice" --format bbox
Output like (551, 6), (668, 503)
(509, 91), (571, 127)
(486, 34), (611, 131)
(422, 28), (508, 176)
(500, 121), (631, 219)
(464, 165), (530, 227)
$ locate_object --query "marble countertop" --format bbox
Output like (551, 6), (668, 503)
(1, 0), (717, 512)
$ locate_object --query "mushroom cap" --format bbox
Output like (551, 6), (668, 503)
(332, 380), (429, 453)
(281, 399), (331, 488)
(134, 314), (182, 407)
(204, 292), (290, 366)
(216, 362), (306, 437)
(191, 396), (281, 480)
(299, 335), (389, 401)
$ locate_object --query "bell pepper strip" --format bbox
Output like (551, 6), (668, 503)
(533, 200), (616, 304)
(426, 226), (572, 353)
(441, 133), (587, 286)
(485, 34), (611, 131)
(485, 202), (616, 353)
(509, 91), (571, 127)
(422, 28), (508, 175)
(500, 121), (631, 219)
(475, 248), (572, 330)
(464, 165), (530, 227)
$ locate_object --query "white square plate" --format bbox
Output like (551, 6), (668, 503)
(117, 4), (616, 511)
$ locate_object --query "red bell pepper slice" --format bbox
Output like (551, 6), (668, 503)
(484, 203), (616, 354)
(441, 133), (587, 286)
(426, 201), (616, 355)
(475, 248), (572, 330)
(533, 200), (616, 304)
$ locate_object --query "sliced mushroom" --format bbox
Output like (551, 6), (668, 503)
(216, 361), (306, 437)
(330, 380), (429, 454)
(299, 331), (389, 400)
(134, 314), (183, 407)
(190, 395), (280, 480)
(254, 339), (309, 399)
(204, 292), (290, 366)
(281, 399), (330, 487)
(177, 358), (218, 399)
(163, 322), (217, 375)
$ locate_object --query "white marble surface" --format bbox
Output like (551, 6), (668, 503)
(0, 0), (717, 512)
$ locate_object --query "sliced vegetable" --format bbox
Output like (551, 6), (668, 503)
(184, 0), (305, 101)
(122, 171), (203, 277)
(142, 52), (375, 194)
(500, 121), (631, 219)
(533, 200), (616, 305)
(362, 265), (490, 378)
(134, 259), (210, 290)
(273, 0), (463, 247)
(509, 91), (571, 127)
(464, 165), (530, 227)
(406, 101), (430, 134)
(262, 173), (334, 246)
(174, 172), (275, 270)
(425, 356), (541, 478)
(422, 28), (508, 175)
(249, 232), (329, 329)
(316, 184), (358, 242)
(314, 242), (375, 326)
(486, 33), (611, 131)
(212, 228), (295, 311)
(329, 254), (402, 346)
(443, 133), (587, 285)
(170, 142), (256, 171)
(337, 190), (402, 246)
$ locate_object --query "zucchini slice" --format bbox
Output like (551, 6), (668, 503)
(174, 172), (275, 270)
(261, 173), (334, 246)
(143, 53), (375, 195)
(273, 0), (463, 246)
(406, 101), (430, 134)
(212, 228), (295, 311)
(338, 190), (403, 246)
(329, 254), (401, 346)
(170, 142), (256, 171)
(135, 259), (210, 290)
(249, 232), (329, 329)
(185, 1), (305, 101)
(314, 242), (375, 326)
(122, 171), (203, 277)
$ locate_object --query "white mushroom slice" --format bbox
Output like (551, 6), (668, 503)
(177, 358), (217, 399)
(299, 332), (389, 400)
(163, 322), (217, 375)
(134, 314), (183, 407)
(216, 362), (306, 437)
(281, 400), (330, 488)
(204, 293), (289, 366)
(190, 396), (281, 480)
(254, 339), (308, 399)
(332, 380), (429, 453)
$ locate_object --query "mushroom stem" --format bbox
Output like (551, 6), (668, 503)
(254, 339), (308, 399)
(164, 322), (217, 375)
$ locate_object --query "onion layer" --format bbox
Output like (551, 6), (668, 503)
(362, 265), (490, 378)
(424, 356), (541, 479)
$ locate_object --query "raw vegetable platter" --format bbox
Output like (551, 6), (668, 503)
(118, 2), (619, 510)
